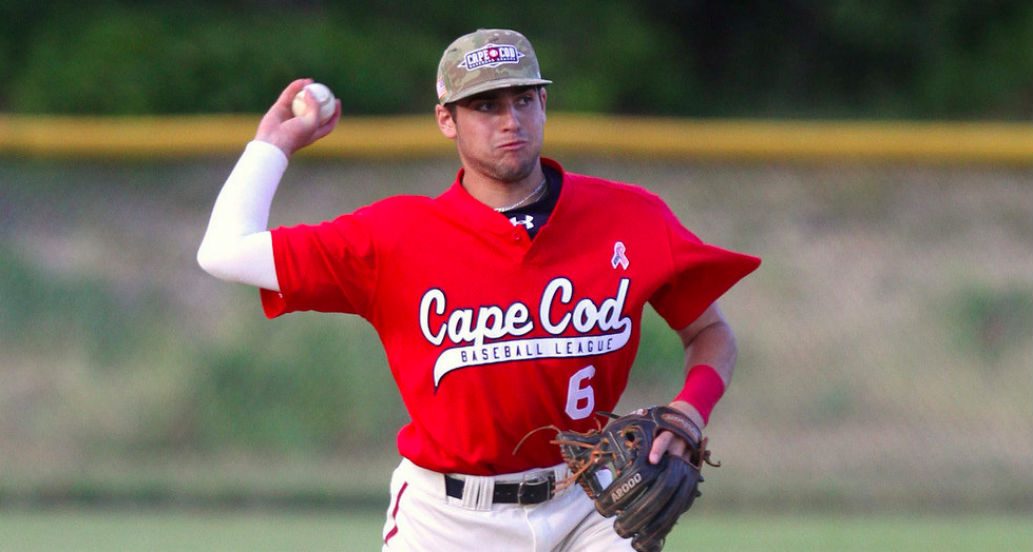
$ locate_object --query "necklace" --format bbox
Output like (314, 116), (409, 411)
(494, 178), (547, 212)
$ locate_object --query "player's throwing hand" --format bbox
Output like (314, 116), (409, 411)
(256, 78), (341, 156)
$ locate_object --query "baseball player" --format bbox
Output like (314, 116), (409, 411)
(197, 29), (760, 552)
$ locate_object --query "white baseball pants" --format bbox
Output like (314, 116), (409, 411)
(381, 458), (635, 551)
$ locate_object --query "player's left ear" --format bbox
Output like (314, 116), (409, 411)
(538, 87), (548, 115)
(436, 104), (458, 140)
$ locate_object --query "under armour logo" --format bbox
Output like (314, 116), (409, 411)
(612, 241), (630, 270)
(509, 215), (535, 230)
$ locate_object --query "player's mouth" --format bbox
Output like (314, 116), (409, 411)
(497, 139), (528, 151)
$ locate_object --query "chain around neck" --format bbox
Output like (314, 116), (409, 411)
(494, 178), (548, 212)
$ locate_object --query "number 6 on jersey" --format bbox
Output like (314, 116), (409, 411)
(566, 365), (596, 420)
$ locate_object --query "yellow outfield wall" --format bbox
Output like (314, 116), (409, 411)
(0, 113), (1030, 164)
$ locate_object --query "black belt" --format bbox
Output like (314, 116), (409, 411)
(444, 472), (556, 505)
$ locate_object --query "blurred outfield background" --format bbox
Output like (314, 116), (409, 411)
(0, 1), (1031, 550)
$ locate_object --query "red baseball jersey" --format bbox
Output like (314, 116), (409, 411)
(261, 158), (760, 475)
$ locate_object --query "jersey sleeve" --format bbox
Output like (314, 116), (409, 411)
(260, 208), (378, 319)
(648, 204), (761, 330)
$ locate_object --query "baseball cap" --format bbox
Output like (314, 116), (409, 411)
(436, 29), (552, 105)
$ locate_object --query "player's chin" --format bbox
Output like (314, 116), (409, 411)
(494, 159), (537, 183)
(494, 150), (539, 179)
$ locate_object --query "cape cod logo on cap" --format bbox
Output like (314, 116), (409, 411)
(459, 43), (524, 71)
(437, 29), (551, 104)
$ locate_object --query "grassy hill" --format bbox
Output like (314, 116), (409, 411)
(0, 156), (1029, 512)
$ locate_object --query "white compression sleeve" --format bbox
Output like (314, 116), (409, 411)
(197, 140), (288, 291)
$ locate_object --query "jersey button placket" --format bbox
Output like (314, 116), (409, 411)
(506, 227), (533, 258)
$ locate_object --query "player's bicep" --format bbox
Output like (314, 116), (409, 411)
(197, 231), (280, 291)
(675, 303), (726, 348)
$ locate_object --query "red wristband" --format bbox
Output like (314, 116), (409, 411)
(674, 364), (726, 425)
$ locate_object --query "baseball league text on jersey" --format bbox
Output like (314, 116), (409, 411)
(422, 276), (632, 387)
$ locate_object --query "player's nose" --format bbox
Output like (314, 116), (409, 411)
(498, 100), (522, 131)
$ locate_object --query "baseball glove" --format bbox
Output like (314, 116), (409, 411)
(552, 406), (716, 552)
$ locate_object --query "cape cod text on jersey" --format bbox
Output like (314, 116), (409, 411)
(421, 277), (633, 388)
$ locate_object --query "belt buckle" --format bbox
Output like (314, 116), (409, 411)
(516, 471), (554, 505)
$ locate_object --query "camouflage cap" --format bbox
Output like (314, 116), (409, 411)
(436, 29), (552, 105)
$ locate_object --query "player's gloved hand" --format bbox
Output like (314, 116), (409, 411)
(553, 406), (718, 552)
(647, 401), (704, 464)
(256, 78), (341, 156)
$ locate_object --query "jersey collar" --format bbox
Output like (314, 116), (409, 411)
(437, 158), (567, 236)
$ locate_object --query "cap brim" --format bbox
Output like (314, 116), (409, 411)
(441, 77), (552, 104)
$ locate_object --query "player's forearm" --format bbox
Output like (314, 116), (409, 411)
(196, 140), (286, 290)
(671, 305), (737, 427)
(681, 318), (737, 385)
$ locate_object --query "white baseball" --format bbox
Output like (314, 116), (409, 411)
(291, 82), (336, 124)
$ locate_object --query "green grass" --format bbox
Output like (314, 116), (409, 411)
(3, 509), (383, 552)
(2, 510), (1029, 551)
(675, 514), (1032, 551)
